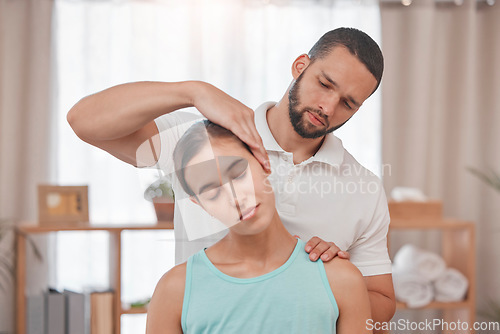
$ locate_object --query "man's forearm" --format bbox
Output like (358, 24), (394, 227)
(368, 290), (396, 332)
(67, 81), (198, 141)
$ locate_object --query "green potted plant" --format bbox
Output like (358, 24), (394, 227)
(144, 176), (175, 222)
(468, 167), (500, 323)
(467, 167), (500, 193)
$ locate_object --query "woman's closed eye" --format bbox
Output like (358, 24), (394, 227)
(204, 169), (247, 201)
(203, 187), (221, 201)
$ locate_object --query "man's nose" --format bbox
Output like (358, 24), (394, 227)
(319, 93), (340, 117)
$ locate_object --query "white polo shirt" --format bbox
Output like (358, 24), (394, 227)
(154, 102), (392, 276)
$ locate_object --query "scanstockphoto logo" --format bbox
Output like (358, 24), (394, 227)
(269, 161), (393, 179)
(267, 163), (393, 197)
(366, 319), (500, 333)
(269, 176), (383, 196)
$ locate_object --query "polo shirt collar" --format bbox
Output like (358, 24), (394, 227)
(254, 101), (345, 167)
(312, 132), (345, 168)
(254, 101), (284, 153)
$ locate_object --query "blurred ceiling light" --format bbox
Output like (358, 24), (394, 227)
(436, 0), (496, 4)
(382, 0), (495, 4)
(435, 0), (463, 4)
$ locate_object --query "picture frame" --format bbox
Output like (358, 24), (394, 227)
(37, 185), (89, 225)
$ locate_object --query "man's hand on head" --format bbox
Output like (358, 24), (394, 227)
(191, 81), (271, 173)
(304, 236), (350, 262)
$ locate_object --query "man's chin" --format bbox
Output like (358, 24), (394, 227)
(297, 128), (327, 139)
(297, 122), (329, 139)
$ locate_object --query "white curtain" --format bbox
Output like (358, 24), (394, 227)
(0, 0), (55, 332)
(53, 0), (381, 331)
(381, 0), (500, 330)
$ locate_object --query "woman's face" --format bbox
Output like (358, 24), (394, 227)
(183, 138), (276, 235)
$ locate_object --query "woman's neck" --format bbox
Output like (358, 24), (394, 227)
(206, 211), (298, 277)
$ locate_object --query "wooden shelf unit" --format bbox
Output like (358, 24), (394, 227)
(389, 218), (476, 334)
(15, 221), (174, 334)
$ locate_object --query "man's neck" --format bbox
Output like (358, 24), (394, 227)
(267, 99), (325, 164)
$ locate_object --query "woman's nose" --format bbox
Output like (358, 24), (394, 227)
(225, 180), (252, 209)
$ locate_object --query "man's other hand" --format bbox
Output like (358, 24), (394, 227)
(304, 236), (350, 262)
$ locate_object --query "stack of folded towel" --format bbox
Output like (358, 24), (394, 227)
(392, 244), (468, 308)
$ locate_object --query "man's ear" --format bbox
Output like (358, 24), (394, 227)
(291, 54), (311, 79)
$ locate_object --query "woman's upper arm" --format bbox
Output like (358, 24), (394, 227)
(325, 259), (372, 334)
(146, 263), (187, 334)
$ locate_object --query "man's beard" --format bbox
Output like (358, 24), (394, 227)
(288, 72), (348, 139)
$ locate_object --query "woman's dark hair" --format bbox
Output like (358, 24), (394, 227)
(308, 27), (384, 95)
(173, 120), (250, 196)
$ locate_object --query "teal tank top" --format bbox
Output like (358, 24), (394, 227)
(181, 239), (339, 333)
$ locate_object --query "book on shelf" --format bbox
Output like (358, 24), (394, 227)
(63, 290), (86, 334)
(27, 288), (92, 334)
(90, 291), (114, 334)
(26, 295), (45, 334)
(45, 289), (65, 334)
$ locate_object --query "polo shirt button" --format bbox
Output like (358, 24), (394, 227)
(288, 175), (294, 183)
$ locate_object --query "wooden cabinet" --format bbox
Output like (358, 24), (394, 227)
(15, 221), (173, 334)
(389, 218), (476, 334)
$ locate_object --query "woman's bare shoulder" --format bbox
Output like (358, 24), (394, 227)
(156, 262), (187, 294)
(146, 263), (187, 333)
(323, 258), (366, 292)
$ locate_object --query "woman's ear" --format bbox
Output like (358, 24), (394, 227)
(291, 54), (311, 79)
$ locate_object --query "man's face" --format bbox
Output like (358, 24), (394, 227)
(288, 46), (378, 139)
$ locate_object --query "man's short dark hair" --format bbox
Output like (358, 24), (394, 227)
(308, 27), (384, 94)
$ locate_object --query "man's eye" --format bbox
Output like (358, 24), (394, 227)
(344, 101), (353, 110)
(319, 81), (328, 88)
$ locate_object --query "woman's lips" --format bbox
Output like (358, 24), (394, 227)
(240, 204), (259, 221)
